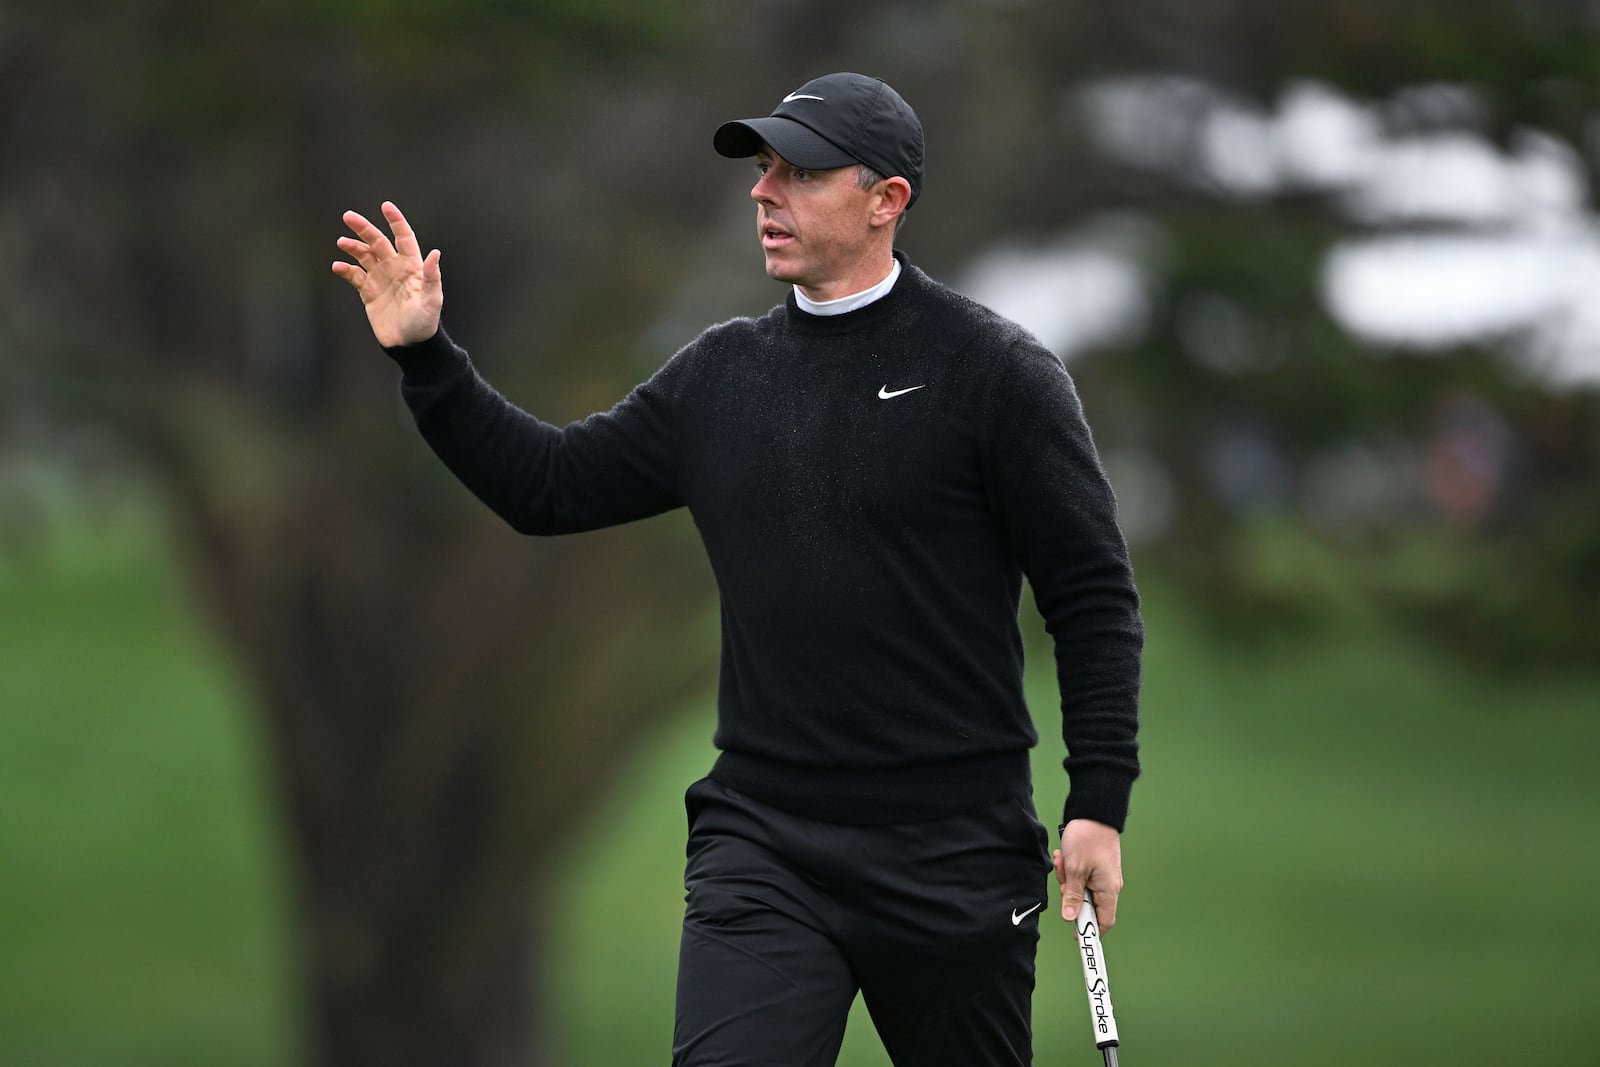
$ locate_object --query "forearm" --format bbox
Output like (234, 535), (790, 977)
(386, 328), (681, 534)
(1041, 545), (1142, 831)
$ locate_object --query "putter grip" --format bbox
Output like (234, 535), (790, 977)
(1075, 895), (1119, 1049)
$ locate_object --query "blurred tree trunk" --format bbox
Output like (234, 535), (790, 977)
(3, 5), (729, 1063)
(141, 378), (713, 1065)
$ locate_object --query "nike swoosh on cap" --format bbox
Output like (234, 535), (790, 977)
(878, 384), (926, 399)
(783, 92), (825, 103)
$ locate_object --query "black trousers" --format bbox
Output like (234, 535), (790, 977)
(671, 777), (1053, 1067)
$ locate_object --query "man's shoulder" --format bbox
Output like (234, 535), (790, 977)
(906, 265), (1060, 368)
(660, 311), (761, 373)
(684, 304), (787, 353)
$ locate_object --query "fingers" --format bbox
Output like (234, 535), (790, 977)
(341, 209), (396, 260)
(336, 203), (427, 274)
(1055, 849), (1088, 923)
(335, 234), (379, 273)
(383, 201), (423, 259)
(1090, 881), (1119, 930)
(334, 203), (427, 285)
(330, 260), (366, 291)
(1058, 866), (1122, 929)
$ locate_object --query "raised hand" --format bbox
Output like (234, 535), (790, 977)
(332, 201), (443, 348)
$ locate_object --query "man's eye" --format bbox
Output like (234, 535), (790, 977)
(794, 169), (812, 180)
(754, 162), (769, 176)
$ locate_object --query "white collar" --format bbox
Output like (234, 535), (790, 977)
(794, 259), (902, 316)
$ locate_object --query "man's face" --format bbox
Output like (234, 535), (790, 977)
(750, 146), (881, 300)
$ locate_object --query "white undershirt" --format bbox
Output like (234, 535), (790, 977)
(794, 259), (902, 316)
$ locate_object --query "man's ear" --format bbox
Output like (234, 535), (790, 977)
(871, 176), (913, 229)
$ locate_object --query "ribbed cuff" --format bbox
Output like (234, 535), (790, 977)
(382, 325), (463, 382)
(1060, 762), (1136, 833)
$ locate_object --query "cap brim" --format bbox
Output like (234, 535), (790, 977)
(713, 116), (858, 170)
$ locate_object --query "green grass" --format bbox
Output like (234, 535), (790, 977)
(0, 499), (298, 1067)
(4, 497), (1598, 1064)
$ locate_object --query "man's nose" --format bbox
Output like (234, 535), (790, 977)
(751, 171), (778, 204)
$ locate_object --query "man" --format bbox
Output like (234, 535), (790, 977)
(333, 72), (1141, 1067)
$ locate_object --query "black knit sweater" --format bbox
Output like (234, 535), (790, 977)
(386, 255), (1143, 830)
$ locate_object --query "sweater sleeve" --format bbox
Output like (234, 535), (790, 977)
(385, 327), (684, 534)
(983, 336), (1143, 832)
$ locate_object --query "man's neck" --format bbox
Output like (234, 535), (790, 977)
(795, 256), (901, 317)
(794, 243), (899, 303)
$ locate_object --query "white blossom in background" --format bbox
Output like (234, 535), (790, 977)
(1198, 106), (1282, 197)
(1339, 129), (1587, 225)
(1275, 80), (1381, 190)
(1076, 75), (1219, 176)
(1071, 74), (1600, 390)
(1321, 229), (1600, 362)
(958, 218), (1156, 362)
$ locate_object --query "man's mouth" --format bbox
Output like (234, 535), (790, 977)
(761, 223), (794, 249)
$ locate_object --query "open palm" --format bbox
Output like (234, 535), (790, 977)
(332, 201), (443, 348)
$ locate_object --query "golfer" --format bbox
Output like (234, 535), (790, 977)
(334, 72), (1142, 1067)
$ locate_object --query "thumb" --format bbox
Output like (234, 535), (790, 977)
(1053, 848), (1086, 922)
(1060, 876), (1086, 923)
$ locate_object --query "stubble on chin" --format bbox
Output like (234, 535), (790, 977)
(762, 252), (797, 285)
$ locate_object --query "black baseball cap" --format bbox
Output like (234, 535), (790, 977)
(714, 72), (925, 207)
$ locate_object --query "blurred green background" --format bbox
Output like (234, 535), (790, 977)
(3, 0), (1599, 1064)
(6, 497), (1599, 1064)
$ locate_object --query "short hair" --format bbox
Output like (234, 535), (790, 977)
(856, 164), (909, 234)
